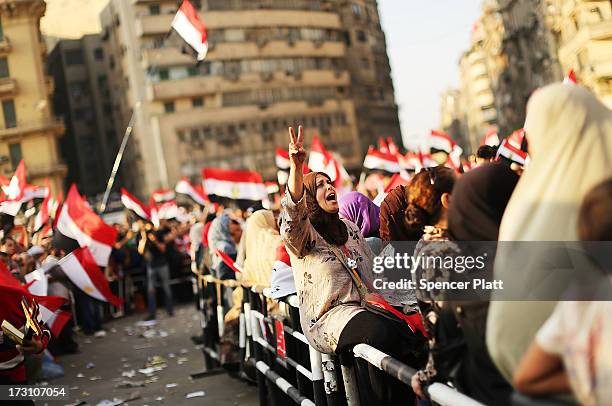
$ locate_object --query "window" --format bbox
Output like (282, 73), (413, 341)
(2, 99), (16, 128)
(73, 108), (85, 120)
(149, 4), (160, 15)
(352, 4), (361, 16)
(356, 30), (367, 43)
(192, 97), (203, 107)
(187, 67), (198, 77)
(69, 81), (88, 99)
(65, 49), (84, 65)
(0, 19), (3, 42)
(94, 47), (104, 60)
(8, 143), (21, 169)
(0, 57), (8, 78)
(163, 101), (175, 113)
(159, 69), (169, 80)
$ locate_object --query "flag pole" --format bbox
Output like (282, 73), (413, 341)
(99, 102), (140, 213)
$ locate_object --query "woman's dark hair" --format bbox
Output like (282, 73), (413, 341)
(404, 166), (456, 237)
(578, 178), (612, 241)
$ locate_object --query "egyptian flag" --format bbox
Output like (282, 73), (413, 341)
(308, 135), (338, 178)
(480, 128), (500, 147)
(33, 182), (53, 232)
(387, 137), (400, 156)
(202, 168), (266, 201)
(563, 69), (578, 85)
(0, 161), (26, 216)
(214, 249), (242, 273)
(158, 200), (178, 220)
(58, 247), (122, 307)
(175, 177), (208, 205)
(152, 188), (175, 203)
(400, 151), (422, 172)
(378, 137), (390, 154)
(507, 128), (526, 149)
(56, 185), (118, 267)
(372, 172), (411, 206)
(265, 182), (279, 195)
(21, 185), (49, 203)
(496, 138), (529, 165)
(363, 146), (401, 173)
(171, 0), (208, 61)
(120, 188), (151, 220)
(275, 147), (290, 170)
(36, 296), (71, 338)
(429, 130), (456, 154)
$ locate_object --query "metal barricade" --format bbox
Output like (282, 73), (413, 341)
(191, 265), (564, 406)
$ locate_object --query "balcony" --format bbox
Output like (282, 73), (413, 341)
(141, 40), (346, 67)
(559, 19), (612, 58)
(136, 9), (341, 36)
(0, 37), (11, 55)
(147, 69), (350, 101)
(28, 162), (68, 179)
(0, 78), (17, 97)
(0, 117), (64, 141)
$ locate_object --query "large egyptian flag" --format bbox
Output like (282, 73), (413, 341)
(363, 146), (401, 173)
(58, 247), (122, 307)
(202, 168), (267, 201)
(171, 0), (208, 61)
(121, 188), (151, 220)
(175, 177), (208, 206)
(56, 185), (118, 267)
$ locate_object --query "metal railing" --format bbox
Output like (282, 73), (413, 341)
(190, 255), (565, 406)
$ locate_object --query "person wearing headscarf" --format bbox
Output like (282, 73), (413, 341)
(238, 210), (281, 287)
(411, 163), (518, 405)
(280, 126), (425, 406)
(339, 191), (382, 253)
(487, 84), (612, 385)
(208, 213), (242, 281)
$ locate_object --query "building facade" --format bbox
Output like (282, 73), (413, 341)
(548, 0), (612, 108)
(0, 0), (65, 193)
(48, 35), (116, 197)
(439, 88), (468, 152)
(458, 20), (499, 153)
(100, 0), (401, 197)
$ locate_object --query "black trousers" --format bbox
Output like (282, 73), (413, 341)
(337, 311), (426, 406)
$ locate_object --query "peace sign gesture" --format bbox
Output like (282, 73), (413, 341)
(288, 126), (306, 166)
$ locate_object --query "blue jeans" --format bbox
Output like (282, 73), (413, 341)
(75, 289), (102, 334)
(146, 263), (174, 316)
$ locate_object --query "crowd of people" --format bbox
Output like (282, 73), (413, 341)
(0, 82), (610, 406)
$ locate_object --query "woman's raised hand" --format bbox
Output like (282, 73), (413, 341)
(289, 126), (306, 166)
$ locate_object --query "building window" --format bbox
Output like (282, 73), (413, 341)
(149, 4), (160, 15)
(192, 97), (203, 107)
(159, 69), (169, 80)
(94, 47), (104, 60)
(163, 101), (175, 113)
(8, 143), (21, 169)
(65, 49), (84, 65)
(0, 19), (3, 42)
(356, 30), (367, 43)
(352, 4), (361, 16)
(2, 99), (16, 128)
(0, 57), (8, 78)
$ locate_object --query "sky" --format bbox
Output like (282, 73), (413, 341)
(378, 0), (482, 150)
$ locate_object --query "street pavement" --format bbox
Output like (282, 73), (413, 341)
(46, 304), (259, 406)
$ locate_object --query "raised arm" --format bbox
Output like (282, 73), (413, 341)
(288, 126), (305, 203)
(280, 126), (316, 258)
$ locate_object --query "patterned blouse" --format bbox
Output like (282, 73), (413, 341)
(279, 192), (375, 354)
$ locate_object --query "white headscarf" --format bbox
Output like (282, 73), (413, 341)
(488, 83), (612, 381)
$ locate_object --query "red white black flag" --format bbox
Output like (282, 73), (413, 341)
(171, 0), (208, 61)
(121, 188), (151, 221)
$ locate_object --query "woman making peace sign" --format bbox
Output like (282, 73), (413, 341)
(279, 126), (425, 406)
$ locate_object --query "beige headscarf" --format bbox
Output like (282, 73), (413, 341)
(487, 84), (612, 381)
(240, 210), (281, 287)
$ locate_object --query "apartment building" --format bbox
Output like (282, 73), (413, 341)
(0, 0), (65, 192)
(100, 0), (401, 197)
